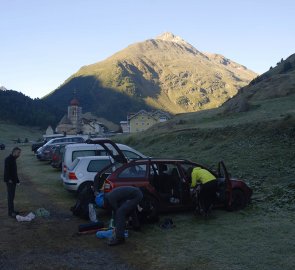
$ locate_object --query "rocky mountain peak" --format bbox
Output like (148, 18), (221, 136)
(0, 86), (7, 91)
(156, 32), (187, 44)
(154, 32), (200, 55)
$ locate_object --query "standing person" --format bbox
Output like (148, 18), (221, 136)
(4, 147), (21, 217)
(190, 167), (217, 216)
(104, 186), (143, 246)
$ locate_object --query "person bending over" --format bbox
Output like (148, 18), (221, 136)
(104, 186), (143, 246)
(190, 167), (217, 216)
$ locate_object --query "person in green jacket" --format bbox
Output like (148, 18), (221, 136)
(190, 167), (217, 216)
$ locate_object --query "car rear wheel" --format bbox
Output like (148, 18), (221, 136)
(227, 189), (247, 211)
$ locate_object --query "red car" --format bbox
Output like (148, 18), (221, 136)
(51, 144), (67, 170)
(91, 139), (252, 220)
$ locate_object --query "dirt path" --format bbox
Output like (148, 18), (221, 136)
(0, 162), (137, 270)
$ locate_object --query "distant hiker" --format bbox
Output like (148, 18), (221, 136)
(190, 167), (217, 216)
(4, 147), (21, 217)
(104, 186), (143, 246)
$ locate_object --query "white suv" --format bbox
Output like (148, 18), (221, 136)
(63, 156), (113, 194)
(61, 142), (146, 184)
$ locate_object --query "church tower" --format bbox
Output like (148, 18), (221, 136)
(68, 97), (82, 133)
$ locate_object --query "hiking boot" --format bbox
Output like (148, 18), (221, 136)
(108, 237), (125, 246)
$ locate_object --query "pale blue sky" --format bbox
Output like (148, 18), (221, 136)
(1, 0), (294, 98)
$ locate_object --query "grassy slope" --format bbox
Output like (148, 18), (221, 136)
(113, 94), (295, 268)
(116, 93), (295, 209)
(0, 120), (43, 144)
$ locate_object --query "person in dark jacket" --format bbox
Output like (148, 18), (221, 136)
(4, 147), (21, 217)
(104, 186), (143, 246)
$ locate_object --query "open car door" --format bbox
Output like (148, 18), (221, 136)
(86, 139), (128, 164)
(217, 161), (233, 209)
(87, 139), (128, 192)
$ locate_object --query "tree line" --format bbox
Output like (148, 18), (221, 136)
(0, 89), (63, 128)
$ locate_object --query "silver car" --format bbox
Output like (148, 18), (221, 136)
(62, 155), (113, 194)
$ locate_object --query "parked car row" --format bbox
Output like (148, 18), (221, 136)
(35, 136), (85, 160)
(61, 142), (146, 194)
(32, 137), (252, 219)
(32, 137), (147, 196)
(31, 134), (67, 153)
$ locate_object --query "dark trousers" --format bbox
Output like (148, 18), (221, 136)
(200, 180), (217, 213)
(115, 192), (142, 239)
(6, 183), (16, 215)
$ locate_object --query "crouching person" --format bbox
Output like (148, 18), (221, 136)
(104, 186), (143, 246)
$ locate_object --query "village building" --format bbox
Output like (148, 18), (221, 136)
(120, 121), (129, 133)
(152, 110), (171, 122)
(55, 98), (105, 136)
(81, 113), (105, 135)
(122, 110), (171, 133)
(45, 125), (54, 135)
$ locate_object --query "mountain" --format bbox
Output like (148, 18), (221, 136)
(223, 53), (295, 113)
(44, 32), (257, 123)
(0, 88), (62, 128)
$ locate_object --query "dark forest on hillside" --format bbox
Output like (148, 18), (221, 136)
(43, 76), (154, 123)
(0, 90), (63, 128)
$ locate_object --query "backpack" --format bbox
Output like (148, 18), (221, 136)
(70, 185), (95, 220)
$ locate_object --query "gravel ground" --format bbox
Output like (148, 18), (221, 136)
(0, 249), (136, 270)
